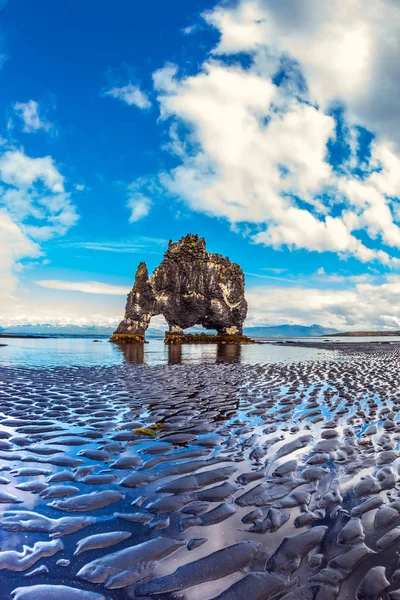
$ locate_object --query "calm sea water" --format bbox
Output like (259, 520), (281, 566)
(0, 336), (351, 368)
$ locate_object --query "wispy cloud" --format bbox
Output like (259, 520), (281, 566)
(102, 84), (151, 109)
(313, 267), (374, 284)
(71, 242), (145, 253)
(260, 267), (288, 274)
(181, 25), (198, 36)
(13, 100), (54, 134)
(247, 267), (376, 287)
(36, 280), (130, 295)
(62, 237), (167, 253)
(245, 271), (295, 283)
(128, 194), (152, 222)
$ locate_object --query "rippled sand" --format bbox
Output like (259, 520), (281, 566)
(1, 345), (400, 599)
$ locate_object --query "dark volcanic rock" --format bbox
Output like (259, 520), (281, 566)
(111, 234), (248, 341)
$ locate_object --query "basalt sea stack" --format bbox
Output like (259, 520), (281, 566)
(111, 234), (254, 344)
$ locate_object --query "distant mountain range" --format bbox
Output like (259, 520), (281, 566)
(329, 330), (400, 337)
(0, 324), (116, 338)
(0, 323), (339, 338)
(243, 324), (339, 338)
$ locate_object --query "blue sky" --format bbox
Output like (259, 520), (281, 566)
(1, 0), (400, 330)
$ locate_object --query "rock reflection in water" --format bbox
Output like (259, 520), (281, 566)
(3, 345), (400, 599)
(167, 343), (241, 365)
(216, 343), (241, 364)
(168, 344), (182, 365)
(116, 341), (242, 366)
(115, 343), (145, 365)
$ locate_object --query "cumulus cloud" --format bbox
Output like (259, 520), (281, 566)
(0, 211), (40, 304)
(205, 0), (400, 146)
(0, 143), (79, 322)
(141, 0), (400, 267)
(246, 277), (400, 331)
(0, 148), (78, 239)
(13, 100), (54, 133)
(0, 149), (63, 192)
(36, 280), (130, 295)
(153, 61), (398, 264)
(102, 84), (151, 109)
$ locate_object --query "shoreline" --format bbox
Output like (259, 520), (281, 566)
(272, 339), (400, 351)
(0, 334), (50, 339)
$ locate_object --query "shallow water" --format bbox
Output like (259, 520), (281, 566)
(1, 341), (400, 599)
(0, 337), (341, 368)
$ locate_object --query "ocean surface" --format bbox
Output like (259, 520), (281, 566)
(0, 335), (349, 368)
(1, 336), (400, 599)
(2, 334), (400, 369)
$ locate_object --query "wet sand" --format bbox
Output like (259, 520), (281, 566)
(1, 344), (400, 598)
(273, 339), (400, 352)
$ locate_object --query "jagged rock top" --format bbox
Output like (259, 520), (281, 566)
(112, 234), (248, 339)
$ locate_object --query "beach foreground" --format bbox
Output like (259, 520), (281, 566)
(1, 345), (400, 599)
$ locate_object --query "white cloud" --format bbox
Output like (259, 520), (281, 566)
(261, 267), (288, 274)
(0, 149), (63, 191)
(103, 84), (151, 109)
(0, 314), (120, 328)
(181, 25), (197, 36)
(63, 238), (167, 253)
(246, 277), (400, 330)
(206, 0), (400, 148)
(127, 193), (152, 223)
(204, 2), (270, 55)
(313, 267), (372, 284)
(152, 60), (399, 264)
(35, 280), (130, 295)
(0, 211), (40, 303)
(141, 2), (400, 266)
(8, 276), (400, 331)
(0, 144), (79, 322)
(13, 100), (54, 134)
(0, 148), (78, 239)
(0, 283), (125, 328)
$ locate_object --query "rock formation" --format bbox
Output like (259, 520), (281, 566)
(111, 234), (253, 344)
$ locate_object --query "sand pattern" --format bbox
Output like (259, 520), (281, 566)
(1, 346), (400, 598)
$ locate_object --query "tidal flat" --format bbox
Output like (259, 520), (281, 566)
(1, 341), (400, 598)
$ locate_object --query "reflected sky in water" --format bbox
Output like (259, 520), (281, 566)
(0, 336), (344, 368)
